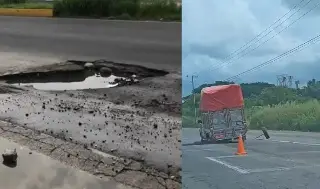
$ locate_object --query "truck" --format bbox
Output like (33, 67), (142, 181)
(198, 84), (248, 142)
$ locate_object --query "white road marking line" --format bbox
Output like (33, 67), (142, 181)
(202, 148), (216, 151)
(183, 148), (218, 152)
(291, 141), (320, 145)
(248, 164), (320, 174)
(284, 150), (320, 154)
(248, 167), (291, 173)
(272, 140), (290, 143)
(183, 148), (234, 154)
(214, 155), (240, 158)
(182, 149), (204, 152)
(272, 139), (320, 146)
(206, 157), (250, 174)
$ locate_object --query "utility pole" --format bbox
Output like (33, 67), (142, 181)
(187, 75), (198, 125)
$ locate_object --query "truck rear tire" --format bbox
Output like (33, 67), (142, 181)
(242, 135), (246, 141)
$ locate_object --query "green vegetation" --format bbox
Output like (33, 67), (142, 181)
(0, 0), (52, 9)
(0, 0), (181, 21)
(249, 100), (320, 131)
(0, 2), (52, 9)
(0, 0), (27, 5)
(53, 0), (181, 20)
(182, 79), (320, 132)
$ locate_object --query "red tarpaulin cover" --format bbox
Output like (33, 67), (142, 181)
(199, 84), (244, 112)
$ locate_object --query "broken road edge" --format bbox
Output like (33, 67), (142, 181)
(0, 119), (181, 189)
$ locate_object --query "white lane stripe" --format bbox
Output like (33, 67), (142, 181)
(291, 141), (320, 145)
(272, 140), (290, 143)
(214, 155), (239, 158)
(248, 164), (320, 174)
(183, 149), (235, 154)
(183, 148), (218, 152)
(284, 150), (320, 154)
(182, 149), (204, 152)
(272, 139), (320, 146)
(248, 167), (292, 173)
(206, 157), (250, 174)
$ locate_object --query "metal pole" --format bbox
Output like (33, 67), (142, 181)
(191, 75), (198, 125)
(186, 74), (198, 125)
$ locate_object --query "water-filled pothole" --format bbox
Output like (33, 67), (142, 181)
(0, 60), (168, 91)
(15, 74), (124, 90)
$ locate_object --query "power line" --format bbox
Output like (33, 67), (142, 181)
(225, 33), (320, 82)
(213, 0), (317, 71)
(218, 0), (307, 62)
(212, 0), (317, 71)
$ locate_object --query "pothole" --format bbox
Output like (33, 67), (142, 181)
(0, 60), (168, 91)
(13, 74), (125, 90)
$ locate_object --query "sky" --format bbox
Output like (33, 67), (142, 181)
(182, 0), (320, 96)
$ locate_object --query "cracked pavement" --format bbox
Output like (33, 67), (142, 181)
(0, 61), (181, 189)
(0, 119), (180, 189)
(0, 137), (133, 189)
(0, 17), (181, 188)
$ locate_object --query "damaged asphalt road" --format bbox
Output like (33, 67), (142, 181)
(0, 60), (181, 189)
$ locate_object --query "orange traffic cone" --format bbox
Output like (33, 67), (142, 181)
(235, 135), (247, 155)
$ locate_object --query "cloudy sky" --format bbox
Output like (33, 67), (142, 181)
(182, 0), (320, 96)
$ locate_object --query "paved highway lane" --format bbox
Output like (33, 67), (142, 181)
(182, 128), (320, 189)
(0, 17), (181, 71)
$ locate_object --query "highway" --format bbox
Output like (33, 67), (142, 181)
(0, 16), (181, 71)
(182, 128), (320, 189)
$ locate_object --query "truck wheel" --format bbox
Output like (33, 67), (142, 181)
(242, 135), (246, 141)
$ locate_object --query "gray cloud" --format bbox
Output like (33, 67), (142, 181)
(281, 0), (303, 9)
(188, 43), (230, 60)
(281, 0), (320, 15)
(182, 0), (320, 96)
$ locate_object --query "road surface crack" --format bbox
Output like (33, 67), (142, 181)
(0, 120), (181, 189)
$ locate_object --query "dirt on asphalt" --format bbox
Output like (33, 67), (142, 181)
(0, 60), (181, 189)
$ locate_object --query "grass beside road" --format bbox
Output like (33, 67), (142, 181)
(53, 0), (181, 21)
(249, 100), (320, 132)
(0, 0), (181, 21)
